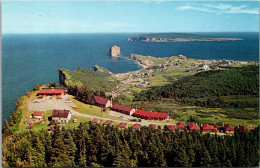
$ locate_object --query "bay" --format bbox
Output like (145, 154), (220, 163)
(2, 32), (259, 121)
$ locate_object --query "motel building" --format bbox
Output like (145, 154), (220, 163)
(52, 109), (72, 124)
(94, 96), (111, 108)
(111, 104), (136, 115)
(37, 88), (66, 97)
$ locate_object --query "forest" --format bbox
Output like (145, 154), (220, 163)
(134, 65), (259, 108)
(2, 123), (259, 167)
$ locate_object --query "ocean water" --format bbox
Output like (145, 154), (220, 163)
(2, 32), (259, 121)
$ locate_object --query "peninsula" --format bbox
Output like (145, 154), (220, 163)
(127, 33), (242, 42)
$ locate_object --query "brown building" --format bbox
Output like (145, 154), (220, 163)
(103, 120), (114, 127)
(52, 109), (72, 124)
(91, 118), (100, 124)
(117, 122), (128, 130)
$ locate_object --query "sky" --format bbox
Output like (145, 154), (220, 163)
(2, 1), (259, 33)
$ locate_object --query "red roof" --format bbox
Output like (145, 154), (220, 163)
(188, 124), (200, 130)
(50, 125), (55, 130)
(117, 122), (127, 128)
(134, 109), (169, 119)
(202, 124), (215, 131)
(103, 120), (114, 125)
(176, 122), (185, 128)
(112, 104), (134, 112)
(132, 123), (141, 129)
(238, 126), (248, 132)
(224, 124), (235, 131)
(38, 89), (64, 94)
(168, 125), (176, 130)
(91, 118), (100, 123)
(52, 110), (71, 118)
(33, 111), (43, 116)
(148, 124), (157, 129)
(94, 96), (109, 105)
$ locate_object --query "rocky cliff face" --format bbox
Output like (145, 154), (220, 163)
(110, 45), (120, 57)
(59, 69), (67, 86)
(130, 54), (137, 60)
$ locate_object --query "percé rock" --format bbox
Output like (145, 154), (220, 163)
(110, 45), (120, 57)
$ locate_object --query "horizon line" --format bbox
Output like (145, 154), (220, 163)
(2, 31), (259, 34)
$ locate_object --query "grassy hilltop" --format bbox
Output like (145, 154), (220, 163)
(59, 65), (121, 92)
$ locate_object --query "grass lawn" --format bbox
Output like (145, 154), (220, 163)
(69, 97), (129, 121)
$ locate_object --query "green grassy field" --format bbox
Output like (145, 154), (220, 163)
(60, 66), (120, 92)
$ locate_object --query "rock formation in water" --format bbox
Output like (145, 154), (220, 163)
(110, 45), (120, 57)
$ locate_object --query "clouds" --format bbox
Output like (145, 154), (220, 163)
(178, 3), (259, 15)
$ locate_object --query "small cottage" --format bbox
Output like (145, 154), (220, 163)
(103, 120), (114, 127)
(117, 122), (128, 130)
(91, 118), (100, 124)
(33, 111), (43, 119)
(132, 123), (141, 130)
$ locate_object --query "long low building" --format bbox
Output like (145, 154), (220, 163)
(38, 88), (65, 97)
(111, 104), (136, 115)
(132, 109), (170, 120)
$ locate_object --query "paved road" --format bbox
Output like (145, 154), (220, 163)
(110, 76), (135, 96)
(71, 109), (172, 126)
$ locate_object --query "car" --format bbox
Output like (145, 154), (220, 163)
(33, 101), (40, 103)
(119, 116), (124, 119)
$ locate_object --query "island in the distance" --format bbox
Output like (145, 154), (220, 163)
(127, 33), (242, 42)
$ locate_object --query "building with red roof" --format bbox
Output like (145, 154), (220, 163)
(224, 124), (235, 134)
(132, 109), (169, 120)
(117, 122), (128, 130)
(188, 123), (201, 131)
(132, 123), (141, 130)
(176, 122), (186, 130)
(38, 88), (65, 97)
(148, 124), (157, 129)
(52, 109), (72, 124)
(94, 96), (111, 108)
(111, 104), (135, 115)
(33, 111), (43, 119)
(91, 118), (100, 124)
(168, 125), (176, 132)
(103, 120), (114, 126)
(49, 125), (55, 131)
(202, 124), (216, 132)
(237, 126), (249, 132)
(214, 124), (219, 132)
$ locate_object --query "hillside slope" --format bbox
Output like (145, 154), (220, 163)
(135, 65), (259, 108)
(59, 66), (120, 92)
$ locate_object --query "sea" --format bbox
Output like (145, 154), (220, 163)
(2, 32), (259, 121)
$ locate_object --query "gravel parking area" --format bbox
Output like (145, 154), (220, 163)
(28, 95), (76, 111)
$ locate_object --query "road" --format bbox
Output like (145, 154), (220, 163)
(70, 109), (172, 126)
(28, 95), (173, 126)
(110, 75), (135, 96)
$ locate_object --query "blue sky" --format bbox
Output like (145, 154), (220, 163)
(2, 1), (259, 33)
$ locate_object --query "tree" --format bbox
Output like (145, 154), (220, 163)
(33, 83), (40, 91)
(2, 119), (13, 137)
